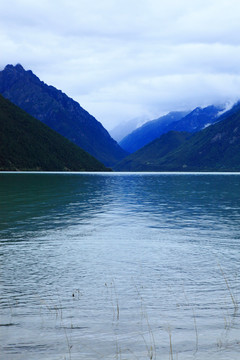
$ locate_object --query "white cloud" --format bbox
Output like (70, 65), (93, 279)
(1, 0), (240, 129)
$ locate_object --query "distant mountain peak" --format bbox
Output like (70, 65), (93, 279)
(14, 63), (24, 71)
(5, 63), (25, 72)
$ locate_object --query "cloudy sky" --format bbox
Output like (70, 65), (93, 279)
(1, 0), (240, 130)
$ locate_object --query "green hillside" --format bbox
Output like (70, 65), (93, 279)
(115, 131), (190, 171)
(160, 110), (240, 171)
(0, 95), (109, 171)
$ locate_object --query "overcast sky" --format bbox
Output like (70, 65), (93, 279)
(1, 0), (240, 130)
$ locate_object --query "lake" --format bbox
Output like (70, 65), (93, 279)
(0, 172), (239, 360)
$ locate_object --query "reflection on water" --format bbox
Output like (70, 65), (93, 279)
(0, 172), (240, 360)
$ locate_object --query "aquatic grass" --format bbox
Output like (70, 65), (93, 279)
(192, 308), (198, 354)
(214, 263), (239, 351)
(165, 327), (173, 360)
(38, 294), (74, 360)
(63, 325), (73, 360)
(218, 263), (238, 314)
(135, 284), (157, 360)
(23, 276), (239, 360)
(182, 289), (199, 355)
(105, 281), (120, 322)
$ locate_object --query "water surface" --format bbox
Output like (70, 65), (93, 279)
(0, 172), (239, 359)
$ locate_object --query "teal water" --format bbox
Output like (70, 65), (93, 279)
(0, 172), (239, 359)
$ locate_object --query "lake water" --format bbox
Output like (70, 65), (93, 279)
(0, 172), (239, 360)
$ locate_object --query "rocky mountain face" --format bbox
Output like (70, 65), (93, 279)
(0, 94), (108, 171)
(115, 106), (240, 172)
(0, 64), (127, 167)
(162, 105), (224, 133)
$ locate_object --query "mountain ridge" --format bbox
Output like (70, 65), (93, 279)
(119, 111), (189, 153)
(0, 64), (127, 166)
(115, 105), (240, 172)
(0, 94), (108, 171)
(119, 105), (227, 154)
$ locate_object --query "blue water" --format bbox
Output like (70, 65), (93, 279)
(0, 172), (239, 359)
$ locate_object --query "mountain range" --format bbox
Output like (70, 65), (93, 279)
(119, 105), (226, 153)
(1, 63), (240, 173)
(115, 104), (240, 171)
(0, 94), (108, 171)
(0, 64), (127, 167)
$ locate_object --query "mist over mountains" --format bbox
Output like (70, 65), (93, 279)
(109, 115), (149, 142)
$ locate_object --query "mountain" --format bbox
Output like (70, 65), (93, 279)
(0, 64), (127, 166)
(119, 111), (189, 153)
(0, 94), (108, 171)
(114, 131), (191, 171)
(162, 105), (224, 133)
(119, 105), (226, 154)
(115, 106), (240, 172)
(109, 115), (148, 142)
